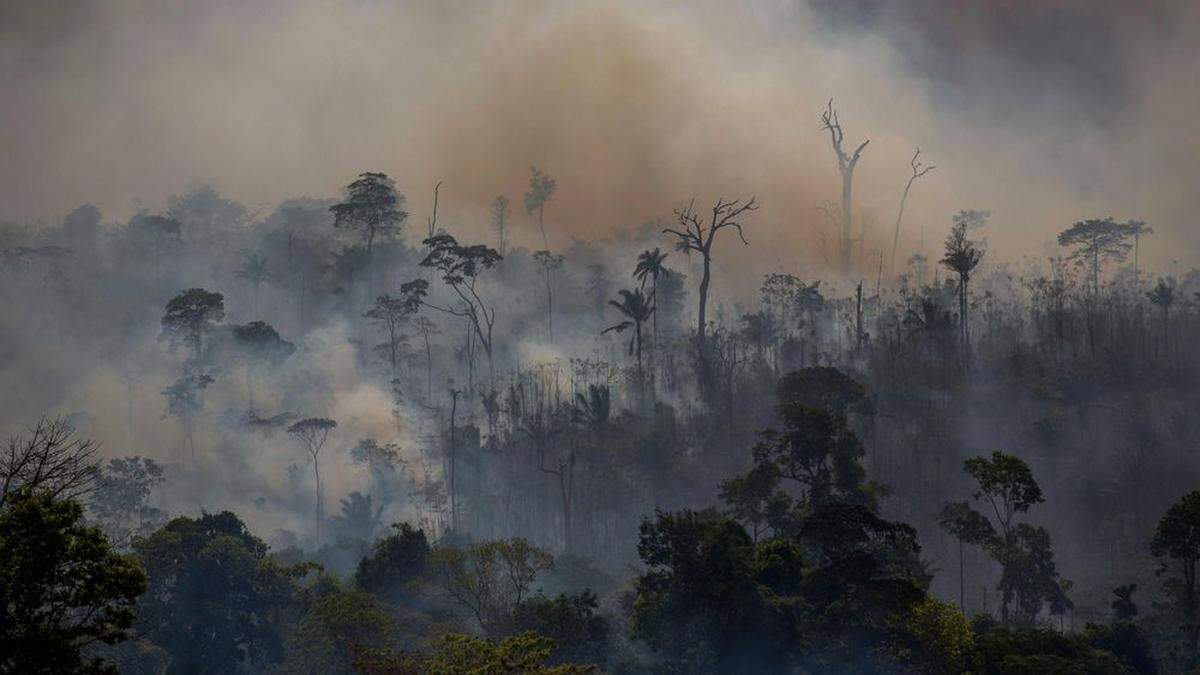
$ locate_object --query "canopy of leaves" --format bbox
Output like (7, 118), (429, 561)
(0, 491), (146, 675)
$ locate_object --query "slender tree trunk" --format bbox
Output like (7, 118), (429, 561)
(312, 454), (322, 540)
(841, 167), (855, 274)
(697, 253), (712, 346)
(448, 390), (460, 533)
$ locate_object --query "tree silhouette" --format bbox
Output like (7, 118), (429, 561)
(602, 288), (654, 377)
(329, 172), (407, 262)
(940, 220), (984, 357)
(489, 194), (510, 255)
(889, 148), (935, 275)
(820, 99), (869, 274)
(364, 294), (415, 377)
(664, 197), (757, 352)
(160, 288), (225, 360)
(288, 417), (337, 541)
(524, 166), (556, 250)
(1057, 218), (1133, 295)
(235, 251), (270, 317)
(404, 233), (502, 382)
(634, 247), (669, 363)
(533, 250), (564, 342)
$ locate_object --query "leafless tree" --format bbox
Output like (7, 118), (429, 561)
(1, 417), (100, 509)
(890, 148), (935, 275)
(664, 197), (757, 350)
(820, 99), (870, 275)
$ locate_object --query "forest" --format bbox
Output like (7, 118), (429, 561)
(3, 1), (1200, 674)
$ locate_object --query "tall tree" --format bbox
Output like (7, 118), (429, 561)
(235, 251), (270, 317)
(664, 197), (757, 351)
(634, 247), (669, 361)
(939, 220), (984, 357)
(602, 288), (654, 378)
(889, 148), (935, 275)
(524, 166), (556, 250)
(1056, 217), (1133, 295)
(820, 99), (870, 274)
(160, 288), (226, 361)
(938, 500), (996, 612)
(329, 172), (408, 262)
(533, 250), (565, 342)
(403, 233), (502, 381)
(490, 195), (511, 255)
(1127, 219), (1153, 285)
(288, 417), (337, 540)
(364, 294), (415, 377)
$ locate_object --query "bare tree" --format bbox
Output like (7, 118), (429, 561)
(0, 417), (100, 509)
(820, 99), (870, 275)
(664, 197), (757, 350)
(288, 417), (337, 540)
(889, 149), (935, 275)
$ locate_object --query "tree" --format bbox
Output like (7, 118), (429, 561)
(601, 288), (654, 377)
(161, 373), (214, 463)
(490, 195), (511, 255)
(133, 512), (306, 673)
(533, 250), (565, 342)
(289, 418), (338, 540)
(329, 172), (407, 261)
(404, 232), (502, 380)
(354, 631), (595, 674)
(235, 250), (270, 316)
(889, 148), (935, 275)
(228, 320), (295, 411)
(354, 523), (430, 603)
(1146, 276), (1176, 351)
(633, 247), (669, 361)
(820, 99), (870, 274)
(1057, 218), (1133, 294)
(1152, 490), (1200, 669)
(734, 367), (877, 515)
(940, 220), (984, 356)
(1127, 220), (1153, 284)
(91, 456), (167, 547)
(0, 491), (147, 675)
(0, 417), (99, 509)
(507, 592), (609, 667)
(664, 197), (757, 351)
(955, 452), (1066, 627)
(938, 500), (995, 612)
(365, 294), (416, 377)
(431, 538), (554, 635)
(524, 166), (556, 250)
(280, 589), (398, 675)
(160, 288), (226, 359)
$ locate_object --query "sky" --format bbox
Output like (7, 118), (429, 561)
(2, 0), (1197, 273)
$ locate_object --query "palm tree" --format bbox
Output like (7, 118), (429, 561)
(940, 221), (984, 357)
(235, 251), (270, 317)
(1147, 276), (1176, 354)
(633, 248), (669, 359)
(602, 288), (655, 377)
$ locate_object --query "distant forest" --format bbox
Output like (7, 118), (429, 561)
(3, 105), (1200, 673)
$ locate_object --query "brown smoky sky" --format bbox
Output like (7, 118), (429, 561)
(2, 0), (1198, 273)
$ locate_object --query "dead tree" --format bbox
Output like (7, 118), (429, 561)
(820, 99), (869, 275)
(889, 148), (935, 276)
(0, 417), (100, 509)
(664, 197), (758, 351)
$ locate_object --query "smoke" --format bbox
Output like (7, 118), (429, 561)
(3, 0), (1197, 279)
